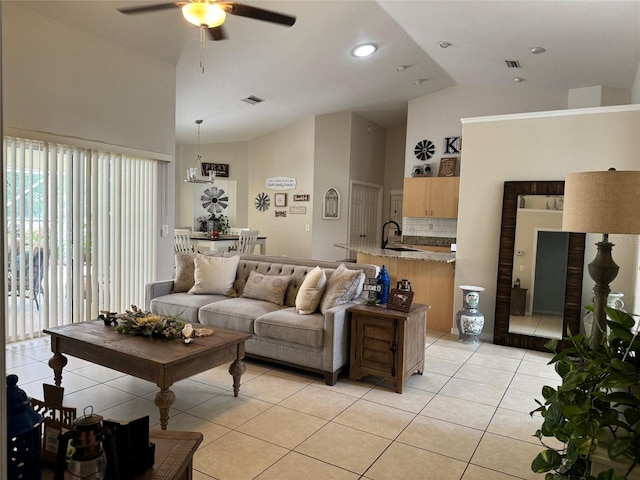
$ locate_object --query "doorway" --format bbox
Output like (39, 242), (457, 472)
(348, 182), (382, 247)
(532, 230), (569, 314)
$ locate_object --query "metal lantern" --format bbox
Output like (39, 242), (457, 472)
(6, 374), (44, 479)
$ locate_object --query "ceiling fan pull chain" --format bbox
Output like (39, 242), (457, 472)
(200, 26), (206, 74)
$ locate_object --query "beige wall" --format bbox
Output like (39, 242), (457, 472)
(312, 112), (352, 261)
(405, 85), (567, 178)
(176, 141), (249, 230)
(349, 114), (386, 186)
(633, 62), (640, 104)
(457, 106), (640, 339)
(2, 3), (176, 156)
(2, 2), (178, 281)
(383, 123), (408, 222)
(248, 118), (316, 258)
(173, 111), (402, 262)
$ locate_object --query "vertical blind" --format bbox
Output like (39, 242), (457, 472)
(4, 136), (158, 343)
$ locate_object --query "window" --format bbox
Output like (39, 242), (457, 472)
(4, 136), (158, 342)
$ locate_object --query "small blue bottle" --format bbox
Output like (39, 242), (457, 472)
(379, 265), (390, 305)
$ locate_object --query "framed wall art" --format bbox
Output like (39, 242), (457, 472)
(290, 206), (306, 214)
(438, 157), (457, 177)
(274, 193), (287, 207)
(201, 162), (229, 178)
(322, 187), (340, 219)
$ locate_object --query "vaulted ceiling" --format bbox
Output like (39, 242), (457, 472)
(15, 1), (640, 144)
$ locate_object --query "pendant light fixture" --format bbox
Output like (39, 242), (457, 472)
(185, 119), (215, 184)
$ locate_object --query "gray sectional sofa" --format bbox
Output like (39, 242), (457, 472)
(145, 254), (379, 385)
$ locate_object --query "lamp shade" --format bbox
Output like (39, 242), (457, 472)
(562, 170), (640, 235)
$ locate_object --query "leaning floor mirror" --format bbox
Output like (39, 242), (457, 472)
(493, 181), (586, 351)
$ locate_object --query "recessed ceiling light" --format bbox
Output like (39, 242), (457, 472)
(414, 78), (429, 85)
(352, 43), (377, 57)
(514, 77), (526, 83)
(530, 47), (546, 55)
(439, 41), (452, 49)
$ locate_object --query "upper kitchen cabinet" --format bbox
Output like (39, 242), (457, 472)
(403, 177), (460, 218)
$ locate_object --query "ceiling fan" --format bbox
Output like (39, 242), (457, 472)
(118, 0), (296, 40)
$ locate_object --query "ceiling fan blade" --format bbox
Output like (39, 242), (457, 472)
(118, 2), (181, 15)
(208, 25), (227, 41)
(223, 2), (296, 26)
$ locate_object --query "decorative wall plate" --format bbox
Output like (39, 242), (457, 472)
(414, 139), (435, 161)
(254, 192), (270, 211)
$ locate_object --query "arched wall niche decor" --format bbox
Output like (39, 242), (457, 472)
(323, 187), (340, 220)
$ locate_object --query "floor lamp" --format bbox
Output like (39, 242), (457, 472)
(562, 170), (640, 350)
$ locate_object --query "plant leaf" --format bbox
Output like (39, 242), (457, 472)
(608, 436), (632, 458)
(531, 449), (562, 473)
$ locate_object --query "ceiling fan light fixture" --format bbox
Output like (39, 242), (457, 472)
(182, 2), (226, 28)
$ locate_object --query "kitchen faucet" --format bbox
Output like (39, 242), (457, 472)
(381, 220), (402, 249)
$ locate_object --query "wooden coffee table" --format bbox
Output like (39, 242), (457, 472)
(44, 321), (251, 430)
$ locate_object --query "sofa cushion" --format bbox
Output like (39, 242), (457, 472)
(150, 292), (227, 323)
(173, 253), (196, 292)
(295, 266), (327, 314)
(320, 263), (364, 314)
(241, 271), (291, 306)
(254, 308), (324, 348)
(189, 255), (239, 296)
(199, 297), (284, 333)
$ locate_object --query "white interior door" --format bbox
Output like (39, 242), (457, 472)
(349, 183), (381, 245)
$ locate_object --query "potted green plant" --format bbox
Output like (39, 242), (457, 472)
(531, 306), (640, 480)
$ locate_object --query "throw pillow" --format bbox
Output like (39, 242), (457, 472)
(188, 255), (239, 296)
(173, 253), (196, 293)
(295, 266), (327, 314)
(320, 264), (364, 314)
(241, 271), (292, 306)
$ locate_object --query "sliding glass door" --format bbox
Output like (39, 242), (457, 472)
(4, 136), (158, 343)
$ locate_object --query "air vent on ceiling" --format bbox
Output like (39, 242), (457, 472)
(505, 60), (521, 69)
(241, 95), (264, 105)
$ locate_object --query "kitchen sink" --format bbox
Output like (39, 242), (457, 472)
(384, 246), (419, 252)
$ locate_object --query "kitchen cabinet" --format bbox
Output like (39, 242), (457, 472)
(349, 303), (428, 393)
(403, 177), (460, 218)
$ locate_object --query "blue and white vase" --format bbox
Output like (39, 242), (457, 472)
(456, 285), (485, 345)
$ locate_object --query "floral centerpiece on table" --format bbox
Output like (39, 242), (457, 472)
(196, 214), (229, 235)
(107, 305), (215, 341)
(113, 305), (186, 338)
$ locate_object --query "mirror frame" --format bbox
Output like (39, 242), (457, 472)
(493, 181), (586, 351)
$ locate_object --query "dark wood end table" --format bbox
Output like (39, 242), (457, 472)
(349, 303), (429, 393)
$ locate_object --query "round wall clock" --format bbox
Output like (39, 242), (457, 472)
(254, 192), (270, 211)
(414, 139), (435, 161)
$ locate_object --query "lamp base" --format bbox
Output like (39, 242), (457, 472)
(587, 240), (619, 349)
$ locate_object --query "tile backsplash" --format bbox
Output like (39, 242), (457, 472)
(402, 217), (457, 238)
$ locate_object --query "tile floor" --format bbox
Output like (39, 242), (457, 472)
(509, 313), (563, 340)
(6, 331), (561, 479)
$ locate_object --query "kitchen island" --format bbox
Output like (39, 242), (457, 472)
(335, 242), (455, 332)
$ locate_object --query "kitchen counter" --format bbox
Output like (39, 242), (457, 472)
(334, 242), (455, 263)
(336, 241), (455, 333)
